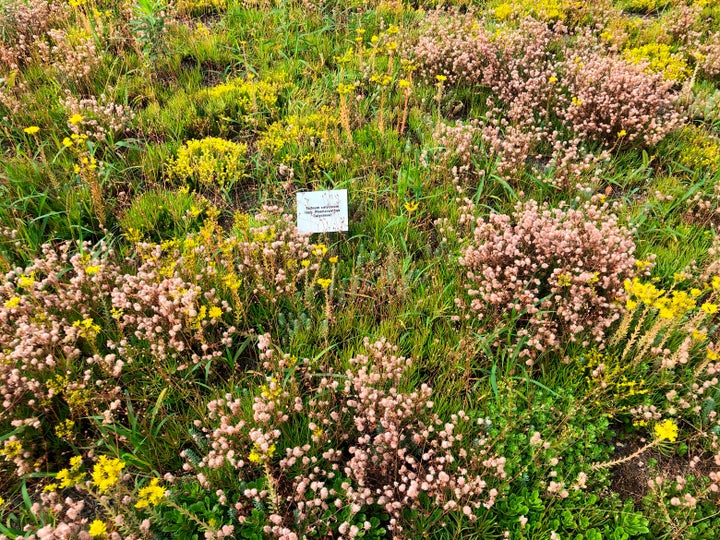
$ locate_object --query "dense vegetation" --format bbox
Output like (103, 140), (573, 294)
(1, 0), (720, 538)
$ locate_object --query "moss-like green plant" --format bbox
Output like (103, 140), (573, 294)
(119, 188), (209, 242)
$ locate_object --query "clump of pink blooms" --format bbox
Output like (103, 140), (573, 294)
(408, 11), (684, 184)
(558, 49), (683, 147)
(61, 90), (136, 142)
(457, 197), (637, 361)
(187, 336), (505, 538)
(0, 0), (69, 71)
(410, 8), (496, 87)
(0, 207), (322, 474)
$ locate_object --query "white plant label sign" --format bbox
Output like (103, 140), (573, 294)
(296, 189), (348, 233)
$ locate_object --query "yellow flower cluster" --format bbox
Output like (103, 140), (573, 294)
(63, 133), (88, 148)
(92, 455), (125, 493)
(54, 419), (75, 439)
(260, 377), (282, 400)
(167, 137), (247, 188)
(248, 442), (276, 464)
(17, 272), (35, 289)
(88, 520), (106, 538)
(0, 440), (23, 459)
(135, 478), (165, 509)
(56, 456), (85, 489)
(317, 278), (332, 289)
(676, 126), (720, 173)
(73, 317), (101, 338)
(175, 0), (227, 16)
(202, 75), (283, 112)
(624, 274), (720, 320)
(3, 296), (20, 308)
(624, 43), (690, 81)
(492, 0), (576, 22)
(653, 419), (679, 442)
(258, 110), (338, 155)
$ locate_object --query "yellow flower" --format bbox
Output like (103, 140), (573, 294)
(329, 256), (338, 264)
(73, 318), (101, 337)
(0, 496), (4, 506)
(708, 348), (719, 361)
(248, 442), (274, 464)
(55, 419), (75, 439)
(702, 303), (718, 314)
(1, 440), (22, 458)
(625, 299), (637, 310)
(223, 273), (242, 290)
(557, 273), (572, 288)
(312, 244), (328, 256)
(549, 76), (558, 83)
(85, 265), (101, 275)
(692, 329), (707, 341)
(398, 79), (411, 89)
(404, 201), (419, 213)
(43, 483), (58, 492)
(23, 126), (40, 134)
(4, 297), (20, 308)
(653, 419), (678, 442)
(691, 288), (702, 297)
(69, 113), (84, 125)
(63, 137), (73, 147)
(617, 130), (627, 138)
(17, 272), (35, 288)
(55, 455), (86, 488)
(572, 96), (583, 106)
(88, 520), (106, 538)
(135, 478), (165, 509)
(494, 2), (514, 20)
(208, 306), (223, 319)
(301, 259), (310, 267)
(435, 74), (447, 83)
(91, 456), (125, 493)
(317, 278), (332, 289)
(248, 448), (263, 463)
(712, 276), (720, 290)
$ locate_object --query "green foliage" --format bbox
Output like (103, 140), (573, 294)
(118, 188), (209, 243)
(130, 0), (169, 61)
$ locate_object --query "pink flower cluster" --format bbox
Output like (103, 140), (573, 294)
(0, 239), (236, 472)
(408, 12), (683, 183)
(61, 90), (136, 141)
(410, 8), (496, 87)
(458, 198), (637, 361)
(189, 337), (504, 538)
(0, 0), (68, 70)
(559, 49), (683, 147)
